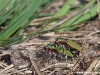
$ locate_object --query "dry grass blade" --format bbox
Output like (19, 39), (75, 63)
(83, 59), (99, 75)
(0, 64), (14, 73)
(41, 63), (74, 72)
(29, 57), (43, 75)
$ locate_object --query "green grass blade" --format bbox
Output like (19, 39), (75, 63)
(0, 0), (19, 25)
(68, 4), (100, 31)
(54, 0), (96, 32)
(8, 0), (28, 26)
(0, 35), (23, 47)
(0, 0), (45, 40)
(0, 0), (10, 12)
(14, 0), (55, 36)
(55, 0), (76, 17)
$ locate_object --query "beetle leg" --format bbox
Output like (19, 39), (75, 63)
(65, 54), (68, 64)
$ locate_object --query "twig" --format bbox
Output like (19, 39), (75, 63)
(0, 64), (14, 73)
(94, 60), (100, 70)
(48, 70), (56, 75)
(28, 49), (43, 75)
(72, 57), (83, 71)
(41, 63), (74, 71)
(32, 16), (55, 23)
(29, 57), (43, 75)
(25, 70), (32, 74)
(83, 59), (99, 75)
(85, 30), (100, 37)
(91, 60), (100, 75)
(5, 68), (26, 75)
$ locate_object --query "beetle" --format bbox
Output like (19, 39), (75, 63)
(55, 38), (82, 51)
(43, 44), (74, 57)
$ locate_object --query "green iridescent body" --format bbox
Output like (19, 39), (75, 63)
(43, 38), (82, 57)
(44, 44), (74, 57)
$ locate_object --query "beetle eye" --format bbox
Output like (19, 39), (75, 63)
(55, 41), (57, 44)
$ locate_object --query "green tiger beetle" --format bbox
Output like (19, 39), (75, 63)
(55, 38), (82, 51)
(43, 44), (74, 64)
(43, 38), (82, 64)
(43, 44), (74, 57)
